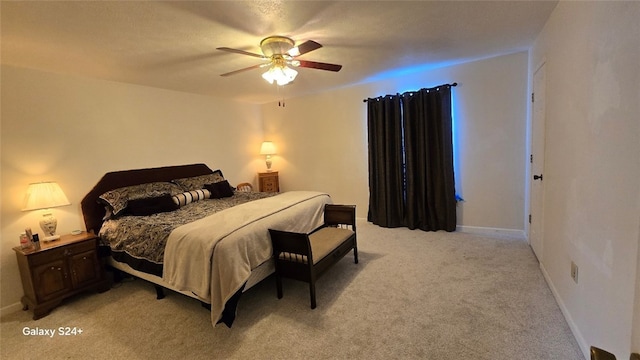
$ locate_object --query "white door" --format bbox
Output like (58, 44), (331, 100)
(529, 62), (546, 261)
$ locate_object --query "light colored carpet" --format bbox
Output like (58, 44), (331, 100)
(1, 221), (584, 359)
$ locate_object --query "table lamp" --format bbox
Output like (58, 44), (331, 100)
(260, 141), (277, 171)
(22, 181), (71, 241)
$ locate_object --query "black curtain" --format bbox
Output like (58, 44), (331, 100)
(402, 86), (456, 231)
(367, 84), (456, 231)
(366, 95), (405, 227)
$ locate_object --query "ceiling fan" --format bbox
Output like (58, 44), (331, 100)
(217, 36), (342, 86)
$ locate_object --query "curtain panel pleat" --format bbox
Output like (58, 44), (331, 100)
(366, 96), (405, 227)
(367, 85), (456, 232)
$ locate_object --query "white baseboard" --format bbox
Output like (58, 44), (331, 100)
(1, 301), (23, 318)
(456, 225), (526, 240)
(539, 263), (589, 360)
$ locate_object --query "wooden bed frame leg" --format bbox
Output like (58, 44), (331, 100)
(107, 266), (125, 283)
(154, 285), (165, 300)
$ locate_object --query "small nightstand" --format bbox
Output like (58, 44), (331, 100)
(258, 171), (280, 192)
(13, 231), (109, 320)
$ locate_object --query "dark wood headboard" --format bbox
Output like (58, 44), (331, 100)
(81, 163), (213, 234)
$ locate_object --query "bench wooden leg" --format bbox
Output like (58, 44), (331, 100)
(276, 274), (283, 299)
(354, 246), (359, 264)
(309, 281), (317, 309)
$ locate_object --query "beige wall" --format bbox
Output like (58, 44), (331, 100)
(262, 52), (529, 235)
(530, 2), (640, 358)
(0, 65), (263, 310)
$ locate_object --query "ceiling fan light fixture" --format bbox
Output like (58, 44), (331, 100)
(288, 47), (300, 57)
(262, 65), (298, 86)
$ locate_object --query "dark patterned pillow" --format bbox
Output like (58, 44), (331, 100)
(98, 182), (183, 217)
(172, 170), (225, 191)
(172, 189), (211, 207)
(205, 180), (234, 199)
(127, 195), (179, 216)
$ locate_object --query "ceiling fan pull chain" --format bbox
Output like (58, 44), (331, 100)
(277, 84), (281, 107)
(276, 84), (286, 107)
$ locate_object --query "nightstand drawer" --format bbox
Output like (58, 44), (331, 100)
(29, 239), (96, 267)
(258, 171), (280, 192)
(262, 180), (278, 192)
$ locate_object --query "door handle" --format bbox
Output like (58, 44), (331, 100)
(533, 174), (543, 181)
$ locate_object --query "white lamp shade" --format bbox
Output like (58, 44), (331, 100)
(261, 65), (298, 86)
(22, 182), (71, 211)
(260, 141), (277, 155)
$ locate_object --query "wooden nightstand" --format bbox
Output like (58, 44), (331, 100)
(13, 231), (109, 320)
(258, 171), (280, 192)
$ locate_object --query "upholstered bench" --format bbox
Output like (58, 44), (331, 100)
(268, 204), (358, 309)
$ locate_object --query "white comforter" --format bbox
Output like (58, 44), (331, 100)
(163, 191), (331, 326)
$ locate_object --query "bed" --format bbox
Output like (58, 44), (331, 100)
(80, 163), (331, 327)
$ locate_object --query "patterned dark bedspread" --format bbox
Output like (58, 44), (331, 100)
(99, 192), (277, 276)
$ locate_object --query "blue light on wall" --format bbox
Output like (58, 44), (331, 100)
(361, 60), (466, 84)
(451, 90), (464, 202)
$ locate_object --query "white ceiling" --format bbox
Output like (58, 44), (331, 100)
(1, 1), (558, 104)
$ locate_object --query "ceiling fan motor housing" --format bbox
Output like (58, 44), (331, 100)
(260, 36), (295, 57)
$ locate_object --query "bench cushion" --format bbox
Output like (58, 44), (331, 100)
(309, 227), (354, 264)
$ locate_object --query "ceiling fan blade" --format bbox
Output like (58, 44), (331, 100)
(296, 60), (342, 72)
(216, 47), (266, 59)
(220, 63), (268, 77)
(291, 40), (322, 56)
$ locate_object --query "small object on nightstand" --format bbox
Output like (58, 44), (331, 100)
(32, 234), (41, 250)
(258, 171), (279, 192)
(20, 233), (31, 250)
(71, 230), (82, 235)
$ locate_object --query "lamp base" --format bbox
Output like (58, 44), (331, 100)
(265, 156), (273, 172)
(43, 234), (61, 242)
(40, 212), (59, 242)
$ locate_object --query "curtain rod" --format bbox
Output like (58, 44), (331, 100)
(363, 82), (458, 102)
